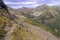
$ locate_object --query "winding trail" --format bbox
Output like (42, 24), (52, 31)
(25, 23), (60, 40)
(4, 24), (16, 40)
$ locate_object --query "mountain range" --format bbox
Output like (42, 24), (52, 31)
(0, 0), (60, 40)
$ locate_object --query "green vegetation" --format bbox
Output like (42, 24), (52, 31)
(24, 18), (47, 30)
(21, 4), (60, 38)
(11, 23), (42, 40)
(11, 24), (29, 40)
(0, 7), (13, 40)
(0, 16), (13, 40)
(24, 18), (60, 38)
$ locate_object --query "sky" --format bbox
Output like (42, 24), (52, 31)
(3, 0), (60, 9)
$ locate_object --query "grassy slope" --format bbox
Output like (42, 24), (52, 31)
(0, 8), (13, 40)
(24, 18), (60, 38)
(11, 23), (42, 40)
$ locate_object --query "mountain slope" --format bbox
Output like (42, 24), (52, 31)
(0, 0), (16, 40)
(10, 12), (60, 40)
(2, 1), (60, 40)
(4, 1), (42, 40)
(19, 4), (60, 38)
(25, 23), (60, 40)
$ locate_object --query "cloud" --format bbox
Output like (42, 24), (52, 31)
(4, 1), (36, 4)
(7, 4), (40, 9)
(3, 0), (60, 9)
(3, 0), (45, 2)
(46, 0), (60, 6)
(47, 3), (58, 6)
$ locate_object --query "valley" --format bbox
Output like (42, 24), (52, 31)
(0, 0), (60, 40)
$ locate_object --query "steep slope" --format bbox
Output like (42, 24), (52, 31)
(4, 1), (60, 40)
(19, 4), (60, 38)
(24, 23), (60, 40)
(11, 12), (60, 40)
(8, 10), (42, 40)
(0, 0), (16, 40)
(17, 7), (33, 14)
(7, 6), (16, 14)
(7, 2), (42, 40)
(34, 4), (60, 38)
(31, 4), (59, 17)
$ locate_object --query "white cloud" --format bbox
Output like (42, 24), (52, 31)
(4, 2), (36, 4)
(10, 6), (23, 9)
(47, 3), (57, 6)
(33, 4), (39, 6)
(3, 0), (60, 9)
(47, 1), (60, 6)
(7, 4), (40, 9)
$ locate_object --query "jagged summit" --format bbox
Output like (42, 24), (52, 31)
(0, 0), (7, 9)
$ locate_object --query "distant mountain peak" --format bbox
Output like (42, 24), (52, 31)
(21, 7), (28, 9)
(41, 4), (49, 6)
(36, 4), (50, 9)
